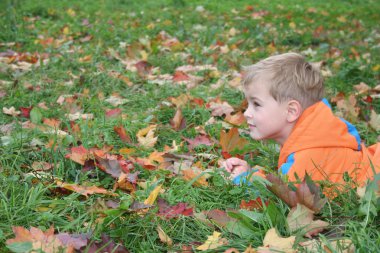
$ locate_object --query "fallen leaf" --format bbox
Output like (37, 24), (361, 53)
(203, 209), (236, 227)
(209, 101), (234, 117)
(6, 226), (70, 253)
(144, 184), (163, 205)
(184, 135), (214, 150)
(137, 125), (158, 148)
(65, 112), (94, 121)
(105, 95), (129, 106)
(31, 161), (53, 171)
(261, 228), (296, 252)
(157, 198), (193, 219)
(106, 108), (122, 118)
(157, 225), (173, 246)
(55, 180), (117, 197)
(196, 231), (228, 251)
(170, 108), (186, 130)
(65, 146), (89, 165)
(220, 128), (249, 153)
(182, 167), (209, 187)
(95, 153), (134, 178)
(287, 204), (329, 238)
(114, 125), (132, 143)
(3, 106), (21, 116)
(266, 174), (327, 213)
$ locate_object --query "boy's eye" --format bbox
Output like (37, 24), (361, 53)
(253, 102), (260, 107)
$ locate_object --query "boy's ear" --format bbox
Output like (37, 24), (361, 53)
(286, 100), (302, 123)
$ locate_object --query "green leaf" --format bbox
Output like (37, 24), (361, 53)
(7, 242), (33, 253)
(30, 107), (43, 124)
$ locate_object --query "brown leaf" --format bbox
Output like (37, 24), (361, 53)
(369, 110), (380, 131)
(32, 161), (53, 171)
(95, 153), (134, 178)
(266, 174), (327, 213)
(287, 204), (329, 238)
(170, 108), (186, 130)
(220, 128), (249, 153)
(209, 101), (234, 117)
(203, 209), (236, 227)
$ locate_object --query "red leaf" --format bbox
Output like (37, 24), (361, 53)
(106, 108), (122, 118)
(157, 198), (193, 219)
(114, 125), (132, 143)
(65, 146), (89, 165)
(135, 60), (152, 77)
(20, 106), (33, 118)
(184, 135), (213, 150)
(240, 198), (268, 210)
(173, 71), (189, 82)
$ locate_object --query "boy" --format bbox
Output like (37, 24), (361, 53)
(223, 53), (380, 185)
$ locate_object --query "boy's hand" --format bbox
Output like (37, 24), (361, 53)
(222, 157), (249, 179)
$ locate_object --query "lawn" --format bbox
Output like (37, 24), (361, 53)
(0, 0), (379, 252)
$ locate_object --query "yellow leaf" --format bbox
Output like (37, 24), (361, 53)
(197, 231), (228, 251)
(137, 125), (158, 148)
(144, 184), (162, 205)
(289, 22), (296, 29)
(157, 225), (173, 246)
(372, 64), (380, 72)
(66, 8), (76, 17)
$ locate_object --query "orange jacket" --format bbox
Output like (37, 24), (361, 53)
(278, 98), (379, 184)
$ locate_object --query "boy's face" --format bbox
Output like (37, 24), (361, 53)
(243, 76), (291, 145)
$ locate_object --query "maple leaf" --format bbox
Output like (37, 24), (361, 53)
(55, 180), (118, 197)
(183, 135), (214, 150)
(208, 101), (234, 117)
(65, 146), (89, 165)
(3, 106), (21, 116)
(114, 125), (132, 143)
(157, 198), (193, 219)
(220, 128), (249, 153)
(182, 167), (209, 187)
(266, 174), (327, 213)
(260, 228), (296, 253)
(137, 124), (158, 148)
(170, 108), (186, 130)
(95, 153), (134, 178)
(196, 231), (228, 251)
(6, 226), (71, 253)
(287, 204), (329, 238)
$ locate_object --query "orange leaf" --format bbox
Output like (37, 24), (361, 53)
(65, 146), (89, 165)
(114, 125), (132, 143)
(55, 180), (117, 197)
(182, 168), (208, 187)
(225, 111), (246, 126)
(220, 128), (249, 153)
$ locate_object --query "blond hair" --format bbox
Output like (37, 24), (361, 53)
(242, 52), (324, 109)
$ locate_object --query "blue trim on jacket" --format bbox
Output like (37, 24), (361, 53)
(232, 168), (258, 185)
(279, 152), (295, 174)
(322, 98), (361, 151)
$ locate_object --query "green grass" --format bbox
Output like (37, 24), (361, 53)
(0, 0), (380, 252)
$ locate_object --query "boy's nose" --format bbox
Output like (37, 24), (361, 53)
(244, 108), (253, 119)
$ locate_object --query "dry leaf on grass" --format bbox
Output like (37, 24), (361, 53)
(137, 125), (158, 148)
(260, 228), (296, 253)
(196, 231), (228, 251)
(287, 204), (329, 238)
(157, 225), (173, 246)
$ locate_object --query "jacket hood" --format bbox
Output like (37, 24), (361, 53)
(279, 99), (361, 165)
